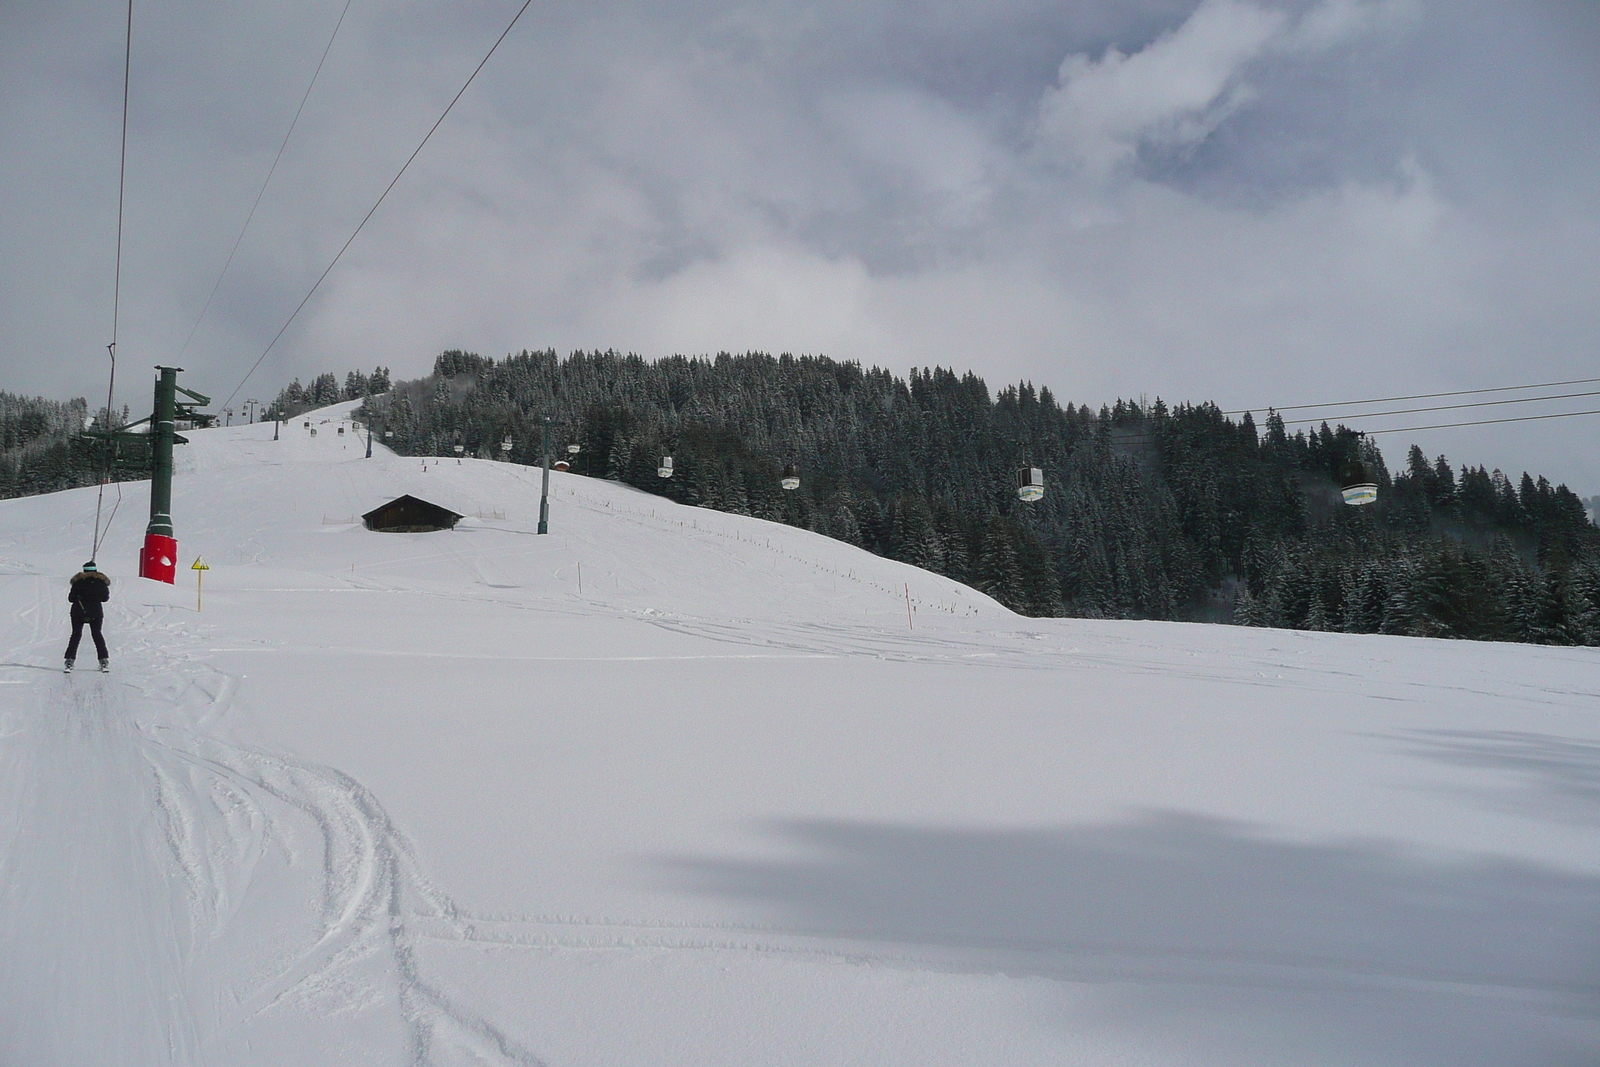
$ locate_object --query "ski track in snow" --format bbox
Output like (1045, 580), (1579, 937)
(0, 580), (547, 1066)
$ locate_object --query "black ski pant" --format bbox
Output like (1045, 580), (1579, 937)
(65, 608), (108, 662)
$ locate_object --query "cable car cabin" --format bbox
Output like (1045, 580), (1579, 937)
(1016, 467), (1045, 502)
(567, 443), (581, 454)
(553, 459), (570, 472)
(658, 456), (674, 478)
(362, 494), (464, 533)
(1340, 459), (1379, 506)
(781, 464), (800, 490)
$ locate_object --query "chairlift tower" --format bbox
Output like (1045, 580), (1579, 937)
(142, 367), (210, 582)
(537, 415), (552, 534)
(80, 366), (210, 583)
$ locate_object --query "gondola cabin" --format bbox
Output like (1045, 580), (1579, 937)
(1016, 467), (1045, 502)
(658, 456), (674, 478)
(362, 494), (464, 533)
(781, 464), (800, 491)
(554, 459), (570, 471)
(1340, 459), (1379, 506)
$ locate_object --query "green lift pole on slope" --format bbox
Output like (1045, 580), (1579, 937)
(78, 365), (209, 584)
(537, 414), (551, 534)
(141, 366), (210, 582)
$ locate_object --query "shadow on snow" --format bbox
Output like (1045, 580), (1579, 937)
(660, 803), (1600, 1065)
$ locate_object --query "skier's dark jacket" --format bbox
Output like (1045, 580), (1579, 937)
(68, 571), (111, 620)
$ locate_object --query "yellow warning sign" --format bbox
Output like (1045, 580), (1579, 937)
(191, 557), (210, 570)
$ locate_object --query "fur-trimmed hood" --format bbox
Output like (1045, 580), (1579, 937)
(72, 571), (110, 586)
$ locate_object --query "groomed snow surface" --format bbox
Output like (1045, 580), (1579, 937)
(1, 401), (1596, 1066)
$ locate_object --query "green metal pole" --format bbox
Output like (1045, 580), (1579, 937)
(147, 366), (177, 537)
(537, 415), (551, 534)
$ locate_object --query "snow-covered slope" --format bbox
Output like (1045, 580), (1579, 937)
(1, 405), (1596, 1066)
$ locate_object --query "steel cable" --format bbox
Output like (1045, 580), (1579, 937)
(222, 0), (537, 411)
(92, 0), (134, 562)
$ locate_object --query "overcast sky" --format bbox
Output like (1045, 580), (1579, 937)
(3, 0), (1597, 491)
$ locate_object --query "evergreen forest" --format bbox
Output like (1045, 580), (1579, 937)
(0, 393), (138, 500)
(346, 349), (1600, 646)
(266, 368), (391, 420)
(0, 366), (394, 501)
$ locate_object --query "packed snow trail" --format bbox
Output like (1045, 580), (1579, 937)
(0, 674), (200, 1065)
(0, 568), (542, 1065)
(0, 405), (1597, 1065)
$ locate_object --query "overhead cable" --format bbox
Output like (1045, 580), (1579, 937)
(1278, 388), (1600, 426)
(1360, 408), (1600, 435)
(223, 0), (537, 410)
(177, 0), (354, 362)
(1221, 374), (1600, 416)
(92, 0), (135, 561)
(1101, 407), (1600, 444)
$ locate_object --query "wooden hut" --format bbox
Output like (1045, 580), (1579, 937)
(362, 495), (464, 533)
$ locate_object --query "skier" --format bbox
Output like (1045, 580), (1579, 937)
(64, 561), (111, 673)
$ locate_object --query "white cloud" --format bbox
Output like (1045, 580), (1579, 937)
(1034, 0), (1286, 177)
(1284, 0), (1420, 52)
(1033, 0), (1419, 179)
(824, 88), (999, 229)
(603, 244), (887, 359)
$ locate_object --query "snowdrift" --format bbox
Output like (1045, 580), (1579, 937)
(1, 403), (1596, 1066)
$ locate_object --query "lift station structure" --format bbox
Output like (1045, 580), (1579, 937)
(80, 366), (211, 584)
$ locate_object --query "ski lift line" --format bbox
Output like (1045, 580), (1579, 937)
(107, 0), (133, 360)
(221, 0), (538, 411)
(92, 0), (135, 561)
(176, 0), (354, 362)
(1222, 375), (1600, 417)
(1276, 388), (1600, 425)
(1105, 406), (1600, 444)
(1360, 407), (1600, 435)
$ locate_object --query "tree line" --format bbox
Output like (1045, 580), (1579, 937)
(15, 347), (1596, 645)
(266, 367), (391, 420)
(354, 348), (1599, 646)
(0, 364), (397, 500)
(0, 393), (142, 499)
(0, 366), (395, 501)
